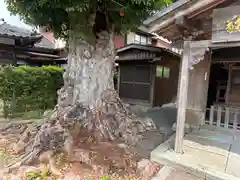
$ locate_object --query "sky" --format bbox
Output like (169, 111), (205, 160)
(0, 1), (32, 29)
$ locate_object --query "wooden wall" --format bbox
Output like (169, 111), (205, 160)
(118, 53), (180, 107)
(212, 5), (240, 43)
(154, 55), (180, 106)
(185, 53), (211, 126)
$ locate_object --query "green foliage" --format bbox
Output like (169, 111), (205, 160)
(26, 166), (52, 180)
(226, 15), (240, 33)
(101, 175), (110, 180)
(16, 110), (45, 120)
(26, 171), (42, 180)
(0, 66), (63, 118)
(5, 0), (172, 42)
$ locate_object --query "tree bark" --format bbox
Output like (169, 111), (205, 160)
(6, 31), (155, 169)
(58, 31), (116, 110)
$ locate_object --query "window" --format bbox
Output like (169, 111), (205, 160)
(140, 36), (147, 44)
(147, 38), (152, 45)
(134, 34), (141, 44)
(156, 66), (163, 77)
(163, 67), (170, 78)
(156, 66), (170, 78)
(134, 34), (147, 45)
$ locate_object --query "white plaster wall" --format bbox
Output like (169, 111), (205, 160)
(54, 38), (66, 49)
(126, 32), (135, 44)
(0, 37), (14, 45)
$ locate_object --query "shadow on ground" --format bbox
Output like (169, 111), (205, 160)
(134, 107), (177, 158)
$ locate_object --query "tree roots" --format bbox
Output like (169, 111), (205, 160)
(1, 90), (156, 175)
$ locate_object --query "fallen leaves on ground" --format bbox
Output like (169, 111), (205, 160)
(0, 126), (161, 180)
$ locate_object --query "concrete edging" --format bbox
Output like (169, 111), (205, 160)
(151, 134), (240, 180)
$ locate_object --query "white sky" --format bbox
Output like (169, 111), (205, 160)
(0, 0), (32, 29)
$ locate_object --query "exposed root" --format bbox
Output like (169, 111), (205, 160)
(1, 90), (155, 176)
(39, 150), (62, 176)
(80, 90), (156, 144)
(3, 152), (34, 173)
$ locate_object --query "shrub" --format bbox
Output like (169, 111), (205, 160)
(0, 65), (63, 118)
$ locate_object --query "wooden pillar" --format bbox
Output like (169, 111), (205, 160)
(117, 64), (121, 93)
(150, 63), (156, 107)
(175, 41), (190, 153)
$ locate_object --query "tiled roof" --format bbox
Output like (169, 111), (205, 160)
(0, 22), (41, 38)
(117, 43), (181, 57)
(35, 36), (55, 49)
(0, 23), (56, 49)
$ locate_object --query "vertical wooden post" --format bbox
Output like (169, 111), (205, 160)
(209, 105), (214, 125)
(234, 109), (238, 130)
(217, 106), (222, 127)
(175, 41), (190, 153)
(150, 63), (156, 107)
(201, 52), (212, 126)
(226, 65), (232, 104)
(117, 65), (121, 93)
(224, 107), (230, 129)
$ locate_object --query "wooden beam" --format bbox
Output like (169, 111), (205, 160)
(191, 40), (240, 49)
(212, 57), (240, 63)
(176, 16), (202, 32)
(188, 0), (226, 18)
(148, 0), (225, 33)
(176, 16), (191, 29)
(190, 40), (211, 48)
(175, 41), (190, 153)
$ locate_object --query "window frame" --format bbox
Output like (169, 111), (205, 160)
(134, 33), (148, 45)
(134, 34), (141, 44)
(156, 65), (170, 78)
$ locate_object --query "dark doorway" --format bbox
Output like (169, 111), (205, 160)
(119, 62), (151, 102)
(206, 63), (229, 109)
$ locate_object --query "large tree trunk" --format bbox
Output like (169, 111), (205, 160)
(5, 31), (155, 170)
(55, 31), (155, 143)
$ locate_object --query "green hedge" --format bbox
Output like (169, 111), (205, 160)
(0, 66), (64, 118)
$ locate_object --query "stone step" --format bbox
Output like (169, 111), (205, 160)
(151, 135), (240, 180)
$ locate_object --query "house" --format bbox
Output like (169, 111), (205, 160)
(116, 28), (181, 107)
(144, 0), (240, 178)
(0, 22), (66, 66)
(39, 27), (66, 49)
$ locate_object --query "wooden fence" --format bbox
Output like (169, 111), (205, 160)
(205, 104), (240, 130)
